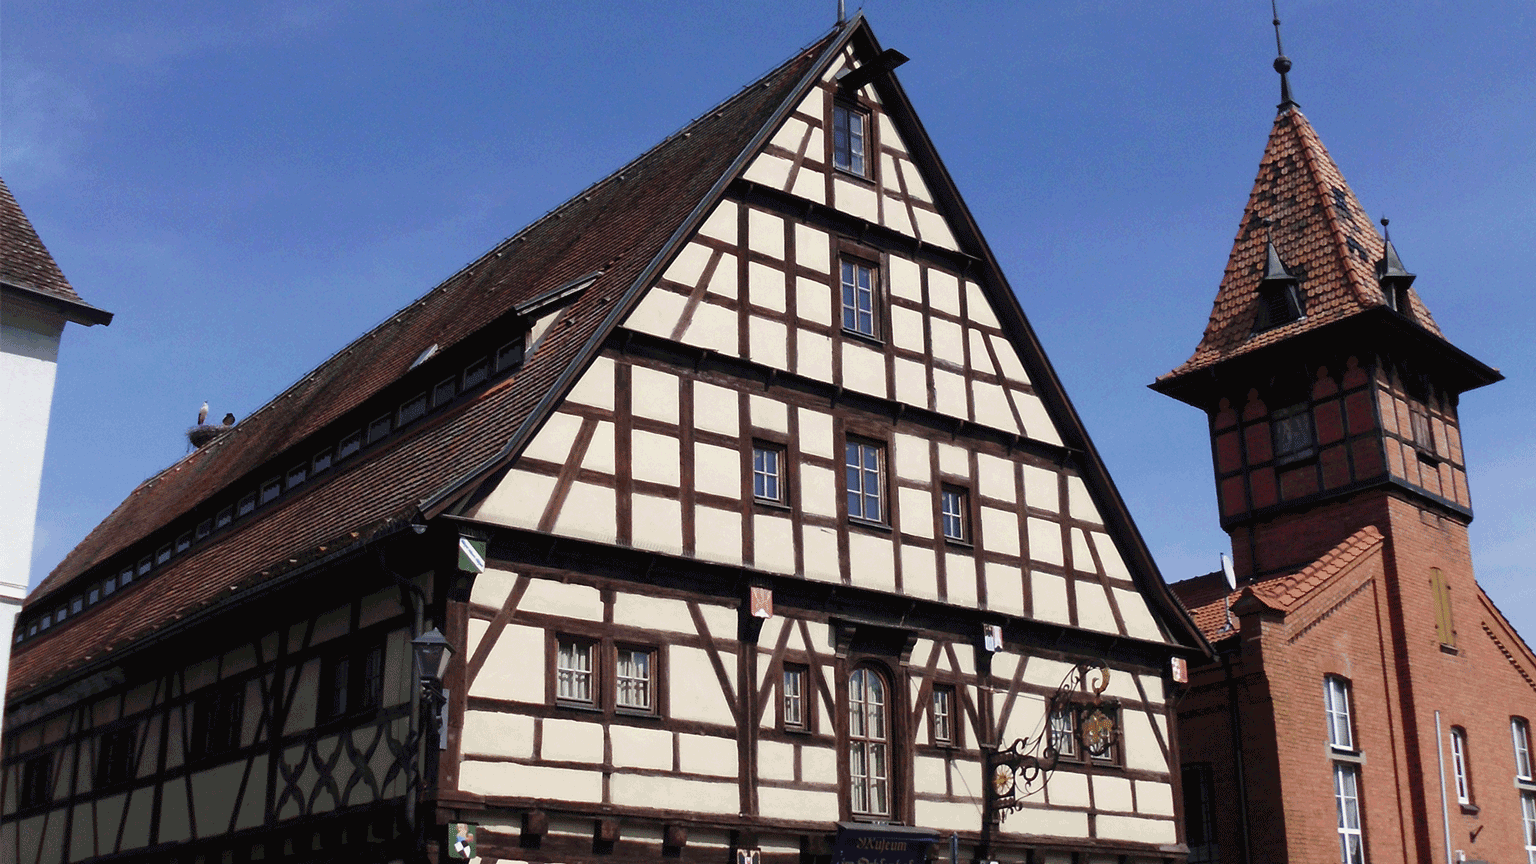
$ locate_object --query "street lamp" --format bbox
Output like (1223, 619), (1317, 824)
(412, 627), (454, 686)
(410, 627), (455, 859)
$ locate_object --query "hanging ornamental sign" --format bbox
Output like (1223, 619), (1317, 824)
(984, 664), (1120, 823)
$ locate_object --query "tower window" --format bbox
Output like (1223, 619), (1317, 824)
(1271, 404), (1315, 465)
(1254, 282), (1305, 331)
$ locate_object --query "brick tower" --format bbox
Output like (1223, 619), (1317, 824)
(1155, 32), (1536, 864)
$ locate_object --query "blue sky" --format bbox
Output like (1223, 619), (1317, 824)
(6, 1), (1533, 632)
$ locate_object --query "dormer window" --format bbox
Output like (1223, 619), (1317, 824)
(1253, 239), (1305, 332)
(495, 338), (525, 373)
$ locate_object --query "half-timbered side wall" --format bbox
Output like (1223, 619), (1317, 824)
(455, 566), (1179, 855)
(0, 584), (416, 863)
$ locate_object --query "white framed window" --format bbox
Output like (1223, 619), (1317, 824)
(753, 443), (785, 504)
(840, 259), (878, 338)
(1523, 791), (1536, 864)
(783, 665), (806, 730)
(615, 646), (654, 712)
(1324, 676), (1354, 751)
(556, 638), (594, 705)
(1049, 705), (1078, 759)
(848, 666), (890, 817)
(845, 439), (885, 522)
(1515, 717), (1534, 780)
(932, 686), (954, 745)
(832, 103), (868, 177)
(940, 486), (967, 541)
(1451, 726), (1471, 805)
(1334, 763), (1365, 864)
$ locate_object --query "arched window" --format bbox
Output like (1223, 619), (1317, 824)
(848, 666), (890, 817)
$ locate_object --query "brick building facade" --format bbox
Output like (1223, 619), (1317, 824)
(1155, 52), (1536, 864)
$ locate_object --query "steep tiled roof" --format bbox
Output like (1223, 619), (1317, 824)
(1171, 526), (1384, 641)
(0, 177), (111, 323)
(11, 26), (843, 698)
(1159, 108), (1440, 383)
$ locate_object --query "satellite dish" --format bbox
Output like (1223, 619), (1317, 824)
(1221, 553), (1237, 590)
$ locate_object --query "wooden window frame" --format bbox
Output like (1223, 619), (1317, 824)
(832, 102), (870, 179)
(317, 638), (385, 726)
(190, 682), (245, 764)
(839, 255), (881, 341)
(782, 662), (810, 732)
(1271, 403), (1316, 465)
(930, 684), (958, 747)
(96, 724), (137, 790)
(939, 485), (969, 544)
(19, 752), (52, 809)
(549, 631), (666, 718)
(554, 635), (598, 708)
(614, 644), (657, 716)
(753, 441), (788, 507)
(847, 663), (893, 819)
(1430, 568), (1457, 649)
(845, 436), (888, 525)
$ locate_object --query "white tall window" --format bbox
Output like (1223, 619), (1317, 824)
(1334, 763), (1365, 864)
(616, 648), (652, 711)
(783, 666), (805, 729)
(832, 104), (867, 177)
(848, 667), (890, 816)
(753, 444), (784, 503)
(932, 687), (954, 745)
(1515, 718), (1533, 780)
(845, 439), (885, 522)
(557, 639), (593, 704)
(1451, 727), (1471, 805)
(1523, 792), (1536, 864)
(1324, 676), (1354, 751)
(840, 259), (878, 338)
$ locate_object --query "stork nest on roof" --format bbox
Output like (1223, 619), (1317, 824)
(186, 424), (230, 448)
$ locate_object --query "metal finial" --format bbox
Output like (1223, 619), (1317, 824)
(1270, 0), (1297, 111)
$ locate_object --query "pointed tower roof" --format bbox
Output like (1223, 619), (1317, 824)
(0, 177), (112, 325)
(1155, 107), (1444, 390)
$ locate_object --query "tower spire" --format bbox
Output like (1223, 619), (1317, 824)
(1271, 0), (1297, 111)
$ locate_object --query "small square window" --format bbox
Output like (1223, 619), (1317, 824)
(215, 507), (233, 528)
(932, 686), (955, 745)
(783, 664), (807, 730)
(286, 465), (307, 489)
(175, 532), (191, 553)
(137, 556), (153, 576)
(88, 587), (100, 604)
(556, 638), (595, 705)
(155, 544), (172, 564)
(312, 449), (333, 474)
(398, 393), (427, 427)
(103, 576), (117, 597)
(366, 415), (392, 445)
(338, 431), (362, 460)
(195, 519), (212, 540)
(120, 566), (135, 585)
(432, 376), (457, 408)
(840, 259), (879, 339)
(463, 357), (490, 390)
(39, 616), (50, 631)
(1272, 404), (1315, 464)
(237, 494), (256, 517)
(55, 607), (66, 623)
(753, 443), (786, 504)
(833, 103), (868, 177)
(318, 640), (385, 723)
(259, 478), (281, 505)
(940, 486), (968, 542)
(71, 596), (84, 614)
(845, 438), (885, 523)
(616, 646), (655, 713)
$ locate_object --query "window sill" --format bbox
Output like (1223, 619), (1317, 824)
(615, 708), (661, 721)
(942, 537), (975, 551)
(754, 498), (792, 513)
(1328, 746), (1366, 765)
(783, 725), (814, 736)
(847, 517), (892, 535)
(832, 166), (878, 188)
(554, 701), (602, 715)
(840, 328), (886, 349)
(1459, 802), (1480, 816)
(1439, 643), (1460, 656)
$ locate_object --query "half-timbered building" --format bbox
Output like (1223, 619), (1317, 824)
(4, 17), (1206, 864)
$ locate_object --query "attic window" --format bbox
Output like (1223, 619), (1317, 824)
(120, 566), (134, 586)
(71, 596), (83, 614)
(156, 544), (172, 564)
(175, 532), (192, 553)
(366, 414), (392, 444)
(398, 393), (428, 427)
(103, 575), (116, 596)
(338, 432), (362, 460)
(287, 464), (307, 488)
(833, 103), (869, 177)
(463, 357), (490, 389)
(496, 338), (525, 373)
(432, 377), (456, 408)
(313, 448), (333, 474)
(258, 478), (280, 505)
(1254, 282), (1305, 331)
(216, 507), (233, 528)
(237, 493), (256, 517)
(196, 519), (212, 540)
(410, 343), (440, 370)
(88, 587), (99, 604)
(137, 557), (152, 576)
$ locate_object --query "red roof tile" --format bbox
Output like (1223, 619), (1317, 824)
(11, 25), (843, 698)
(1159, 108), (1440, 384)
(1171, 526), (1383, 641)
(0, 177), (110, 323)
